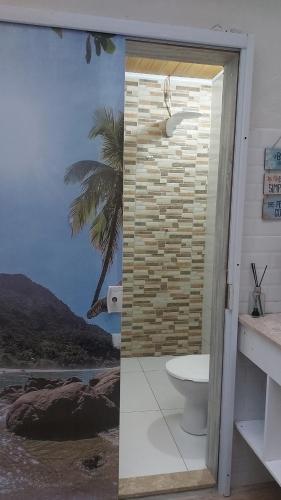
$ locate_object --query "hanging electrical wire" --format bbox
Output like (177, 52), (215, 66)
(163, 75), (172, 117)
(163, 72), (201, 137)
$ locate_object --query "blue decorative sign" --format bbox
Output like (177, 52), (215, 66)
(263, 196), (281, 220)
(264, 147), (281, 170)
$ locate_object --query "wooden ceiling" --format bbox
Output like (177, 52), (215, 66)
(126, 56), (223, 80)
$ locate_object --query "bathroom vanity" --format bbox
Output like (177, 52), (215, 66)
(235, 314), (281, 486)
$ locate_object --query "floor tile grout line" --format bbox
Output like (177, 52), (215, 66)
(120, 360), (188, 478)
(141, 368), (164, 412)
(119, 407), (187, 477)
(120, 356), (143, 373)
(137, 357), (145, 373)
(141, 368), (161, 410)
(136, 357), (143, 372)
(162, 409), (208, 472)
(141, 364), (186, 414)
(142, 368), (185, 411)
(118, 411), (186, 478)
(120, 409), (163, 414)
(120, 357), (206, 475)
(142, 367), (188, 471)
(161, 409), (189, 472)
(121, 370), (142, 374)
(139, 358), (201, 472)
(120, 370), (159, 413)
(137, 356), (174, 374)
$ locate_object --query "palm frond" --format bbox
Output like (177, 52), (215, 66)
(85, 34), (92, 64)
(89, 203), (120, 255)
(89, 109), (124, 171)
(68, 166), (117, 236)
(52, 27), (63, 38)
(88, 175), (122, 253)
(64, 160), (107, 184)
(88, 210), (108, 250)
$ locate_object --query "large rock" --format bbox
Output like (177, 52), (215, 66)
(0, 384), (24, 403)
(6, 369), (120, 439)
(0, 273), (119, 368)
(24, 377), (62, 392)
(91, 368), (120, 407)
(23, 376), (82, 392)
(0, 377), (82, 402)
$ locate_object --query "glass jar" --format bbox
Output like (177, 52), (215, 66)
(248, 286), (265, 317)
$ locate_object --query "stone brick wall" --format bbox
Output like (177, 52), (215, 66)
(122, 73), (212, 357)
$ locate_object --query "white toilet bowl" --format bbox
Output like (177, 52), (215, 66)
(166, 354), (210, 435)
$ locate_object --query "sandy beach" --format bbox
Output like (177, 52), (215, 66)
(0, 399), (119, 499)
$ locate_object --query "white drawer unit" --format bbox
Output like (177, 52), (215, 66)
(236, 314), (281, 486)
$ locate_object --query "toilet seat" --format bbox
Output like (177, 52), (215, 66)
(166, 354), (209, 383)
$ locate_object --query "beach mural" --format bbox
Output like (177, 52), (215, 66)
(0, 21), (124, 499)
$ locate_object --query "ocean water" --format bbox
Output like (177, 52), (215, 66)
(0, 368), (112, 391)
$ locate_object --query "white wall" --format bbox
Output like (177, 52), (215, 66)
(240, 128), (281, 314)
(2, 0), (281, 313)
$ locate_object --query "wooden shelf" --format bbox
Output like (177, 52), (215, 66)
(236, 420), (281, 486)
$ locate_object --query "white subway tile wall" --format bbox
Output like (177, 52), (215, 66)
(240, 129), (281, 314)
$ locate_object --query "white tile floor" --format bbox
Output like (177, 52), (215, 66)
(119, 356), (207, 479)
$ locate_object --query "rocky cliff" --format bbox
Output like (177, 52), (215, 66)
(0, 274), (119, 368)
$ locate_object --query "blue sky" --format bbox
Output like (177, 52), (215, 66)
(0, 22), (124, 333)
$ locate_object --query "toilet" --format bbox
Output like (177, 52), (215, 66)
(166, 354), (210, 435)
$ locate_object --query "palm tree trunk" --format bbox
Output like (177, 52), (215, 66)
(90, 203), (120, 308)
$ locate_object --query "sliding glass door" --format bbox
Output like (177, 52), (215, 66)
(0, 21), (124, 499)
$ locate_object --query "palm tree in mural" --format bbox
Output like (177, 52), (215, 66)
(64, 108), (124, 318)
(52, 28), (116, 63)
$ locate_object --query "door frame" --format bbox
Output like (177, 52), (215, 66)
(0, 6), (254, 495)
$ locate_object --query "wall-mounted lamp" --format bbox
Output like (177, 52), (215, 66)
(165, 111), (201, 137)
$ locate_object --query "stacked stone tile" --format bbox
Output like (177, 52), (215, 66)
(122, 74), (211, 357)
